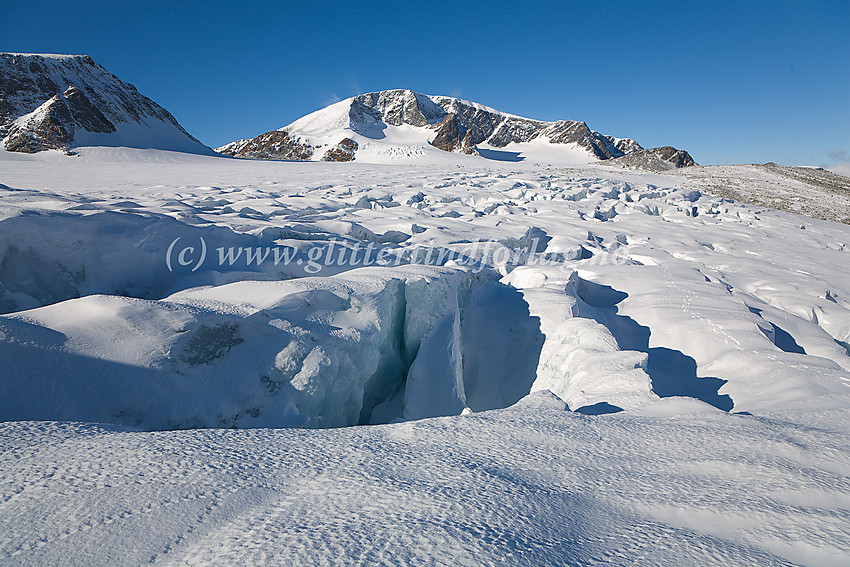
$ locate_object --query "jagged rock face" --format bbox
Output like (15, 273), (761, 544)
(461, 130), (476, 154)
(652, 146), (696, 168)
(0, 53), (209, 154)
(3, 86), (117, 153)
(354, 90), (443, 127)
(344, 91), (653, 159)
(604, 146), (697, 171)
(322, 138), (358, 162)
(430, 114), (479, 155)
(216, 130), (314, 160)
(542, 120), (623, 159)
(487, 118), (541, 147)
(347, 98), (386, 136)
(429, 114), (460, 152)
(4, 94), (75, 153)
(609, 137), (643, 155)
(431, 97), (502, 145)
(371, 92), (631, 159)
(62, 86), (115, 133)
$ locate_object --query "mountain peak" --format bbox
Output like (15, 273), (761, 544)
(0, 52), (213, 154)
(218, 89), (693, 167)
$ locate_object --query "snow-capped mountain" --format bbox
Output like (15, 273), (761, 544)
(217, 89), (695, 167)
(0, 53), (213, 154)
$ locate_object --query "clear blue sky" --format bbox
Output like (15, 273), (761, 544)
(3, 0), (848, 166)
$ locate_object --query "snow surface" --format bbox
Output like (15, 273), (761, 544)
(1, 147), (849, 565)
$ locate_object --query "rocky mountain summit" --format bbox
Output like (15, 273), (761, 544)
(603, 145), (697, 171)
(217, 89), (696, 167)
(0, 53), (212, 154)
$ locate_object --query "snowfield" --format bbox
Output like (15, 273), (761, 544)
(3, 397), (849, 566)
(1, 147), (849, 565)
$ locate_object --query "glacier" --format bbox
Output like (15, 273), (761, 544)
(0, 146), (849, 565)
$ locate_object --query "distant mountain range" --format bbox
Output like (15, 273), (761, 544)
(0, 53), (213, 155)
(0, 53), (694, 168)
(217, 89), (697, 168)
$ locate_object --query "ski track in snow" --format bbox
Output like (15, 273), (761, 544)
(1, 148), (850, 565)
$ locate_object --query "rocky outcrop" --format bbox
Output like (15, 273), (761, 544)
(4, 94), (74, 153)
(354, 90), (443, 127)
(61, 86), (115, 133)
(429, 114), (478, 155)
(607, 136), (643, 155)
(655, 146), (697, 168)
(0, 53), (211, 154)
(542, 120), (625, 159)
(216, 130), (314, 160)
(603, 146), (697, 171)
(3, 86), (116, 153)
(322, 138), (358, 161)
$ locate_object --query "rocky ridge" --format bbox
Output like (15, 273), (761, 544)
(215, 129), (314, 161)
(602, 145), (697, 171)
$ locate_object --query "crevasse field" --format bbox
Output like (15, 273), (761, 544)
(1, 147), (849, 566)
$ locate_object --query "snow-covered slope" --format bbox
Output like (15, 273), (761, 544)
(3, 396), (849, 566)
(0, 53), (214, 154)
(217, 89), (695, 167)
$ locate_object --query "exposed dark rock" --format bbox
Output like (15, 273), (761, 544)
(351, 91), (645, 160)
(650, 146), (696, 168)
(322, 137), (358, 162)
(4, 95), (76, 153)
(3, 85), (118, 153)
(603, 146), (697, 171)
(433, 98), (501, 145)
(429, 114), (458, 151)
(607, 136), (643, 155)
(0, 53), (208, 154)
(461, 130), (476, 154)
(543, 120), (623, 159)
(430, 113), (479, 155)
(487, 118), (543, 147)
(348, 98), (387, 137)
(62, 86), (115, 133)
(216, 130), (314, 161)
(355, 90), (443, 127)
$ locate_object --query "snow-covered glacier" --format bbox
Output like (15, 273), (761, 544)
(1, 147), (849, 565)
